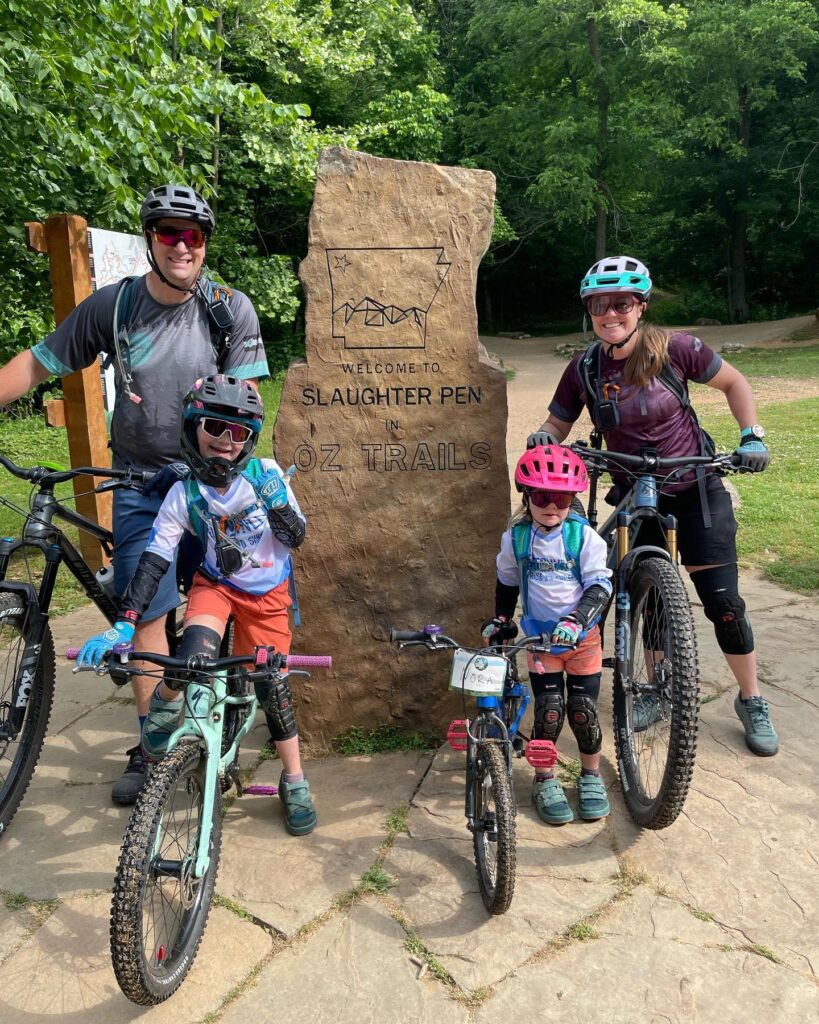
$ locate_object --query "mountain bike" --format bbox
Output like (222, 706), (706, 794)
(572, 442), (740, 829)
(69, 641), (331, 1005)
(0, 454), (166, 836)
(391, 625), (566, 915)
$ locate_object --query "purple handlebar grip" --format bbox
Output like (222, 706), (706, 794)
(423, 624), (443, 637)
(65, 647), (80, 661)
(285, 655), (332, 669)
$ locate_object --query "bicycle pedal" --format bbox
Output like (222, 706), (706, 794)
(524, 739), (558, 770)
(447, 719), (469, 751)
(242, 785), (278, 796)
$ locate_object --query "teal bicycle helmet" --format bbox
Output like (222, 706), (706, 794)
(580, 255), (652, 302)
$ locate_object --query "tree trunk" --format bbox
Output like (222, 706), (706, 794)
(727, 88), (751, 323)
(587, 16), (609, 258)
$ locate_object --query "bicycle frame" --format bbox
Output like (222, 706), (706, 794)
(150, 672), (258, 879)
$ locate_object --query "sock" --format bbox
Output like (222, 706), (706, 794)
(283, 771), (304, 783)
(138, 714), (147, 731)
(535, 772), (554, 782)
(581, 768), (601, 777)
(740, 695), (761, 705)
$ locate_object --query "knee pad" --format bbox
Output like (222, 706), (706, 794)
(255, 676), (297, 741)
(164, 624), (222, 692)
(566, 693), (602, 755)
(691, 564), (754, 655)
(534, 691), (565, 742)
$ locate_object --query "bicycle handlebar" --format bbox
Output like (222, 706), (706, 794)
(0, 453), (153, 489)
(390, 626), (579, 657)
(570, 443), (738, 472)
(65, 647), (332, 672)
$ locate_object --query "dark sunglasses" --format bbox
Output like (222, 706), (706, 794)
(525, 489), (574, 510)
(585, 294), (639, 317)
(199, 417), (253, 444)
(152, 225), (207, 249)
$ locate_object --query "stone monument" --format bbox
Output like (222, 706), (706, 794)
(274, 147), (509, 742)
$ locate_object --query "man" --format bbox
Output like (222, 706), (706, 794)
(0, 184), (269, 803)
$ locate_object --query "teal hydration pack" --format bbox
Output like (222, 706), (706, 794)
(183, 458), (300, 626)
(108, 275), (234, 404)
(511, 513), (586, 633)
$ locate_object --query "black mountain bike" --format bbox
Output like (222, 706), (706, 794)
(0, 454), (189, 836)
(573, 441), (741, 829)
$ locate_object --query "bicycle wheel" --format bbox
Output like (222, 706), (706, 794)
(0, 591), (55, 836)
(110, 741), (221, 1005)
(471, 740), (516, 914)
(613, 557), (699, 829)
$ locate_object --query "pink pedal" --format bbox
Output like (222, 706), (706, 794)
(447, 720), (469, 751)
(525, 739), (558, 771)
(242, 785), (278, 796)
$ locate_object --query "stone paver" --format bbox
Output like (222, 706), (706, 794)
(0, 895), (271, 1023)
(220, 897), (468, 1024)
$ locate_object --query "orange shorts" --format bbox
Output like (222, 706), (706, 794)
(527, 625), (603, 676)
(185, 573), (293, 658)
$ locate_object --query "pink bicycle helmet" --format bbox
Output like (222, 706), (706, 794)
(515, 444), (589, 493)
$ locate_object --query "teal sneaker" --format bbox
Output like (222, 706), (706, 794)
(577, 774), (610, 821)
(632, 693), (663, 733)
(734, 695), (779, 756)
(279, 773), (318, 836)
(141, 689), (184, 759)
(531, 776), (573, 825)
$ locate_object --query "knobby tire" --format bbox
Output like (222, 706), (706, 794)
(472, 739), (516, 914)
(613, 557), (699, 829)
(0, 592), (55, 836)
(110, 741), (221, 1005)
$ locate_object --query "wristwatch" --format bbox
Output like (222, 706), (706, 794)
(741, 424), (766, 440)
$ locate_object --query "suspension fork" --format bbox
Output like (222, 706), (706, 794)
(0, 579), (50, 739)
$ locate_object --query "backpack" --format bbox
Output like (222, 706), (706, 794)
(107, 275), (235, 403)
(183, 458), (301, 626)
(579, 341), (716, 458)
(511, 513), (586, 631)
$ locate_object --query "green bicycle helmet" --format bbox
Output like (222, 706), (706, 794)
(579, 255), (652, 302)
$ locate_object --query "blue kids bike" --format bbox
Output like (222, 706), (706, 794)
(391, 624), (569, 915)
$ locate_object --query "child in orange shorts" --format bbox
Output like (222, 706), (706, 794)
(78, 375), (315, 836)
(487, 444), (612, 824)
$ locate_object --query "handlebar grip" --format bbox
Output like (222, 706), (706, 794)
(390, 629), (427, 642)
(65, 648), (80, 661)
(285, 655), (332, 669)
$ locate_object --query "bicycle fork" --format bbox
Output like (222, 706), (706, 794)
(0, 577), (50, 741)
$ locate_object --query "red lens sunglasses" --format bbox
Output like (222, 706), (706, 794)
(585, 294), (638, 317)
(199, 418), (253, 444)
(525, 488), (574, 510)
(152, 225), (207, 249)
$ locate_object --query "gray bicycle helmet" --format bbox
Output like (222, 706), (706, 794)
(181, 375), (264, 486)
(140, 184), (216, 236)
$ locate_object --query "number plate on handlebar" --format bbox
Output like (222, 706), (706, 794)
(449, 650), (507, 697)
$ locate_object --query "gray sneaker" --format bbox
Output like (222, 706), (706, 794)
(111, 745), (148, 806)
(632, 693), (663, 732)
(734, 695), (779, 756)
(141, 689), (184, 759)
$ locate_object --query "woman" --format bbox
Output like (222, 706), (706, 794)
(529, 255), (777, 756)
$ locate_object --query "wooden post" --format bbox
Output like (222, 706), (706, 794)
(26, 214), (112, 570)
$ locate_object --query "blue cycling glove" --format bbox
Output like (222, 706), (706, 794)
(734, 430), (770, 473)
(550, 617), (583, 647)
(143, 462), (190, 499)
(77, 621), (135, 669)
(246, 462), (295, 512)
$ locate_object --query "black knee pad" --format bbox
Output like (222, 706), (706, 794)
(691, 564), (754, 655)
(164, 624), (222, 691)
(566, 672), (601, 703)
(534, 690), (565, 742)
(255, 676), (297, 741)
(566, 693), (602, 755)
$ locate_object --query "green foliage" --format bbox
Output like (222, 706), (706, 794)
(331, 723), (438, 756)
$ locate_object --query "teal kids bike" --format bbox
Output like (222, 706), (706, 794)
(69, 641), (330, 1005)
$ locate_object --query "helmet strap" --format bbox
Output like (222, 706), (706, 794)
(600, 315), (642, 358)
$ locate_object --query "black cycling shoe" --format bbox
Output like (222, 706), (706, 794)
(111, 744), (149, 806)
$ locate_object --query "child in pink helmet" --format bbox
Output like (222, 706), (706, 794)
(486, 444), (613, 824)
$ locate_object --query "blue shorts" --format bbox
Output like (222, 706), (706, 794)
(112, 487), (181, 623)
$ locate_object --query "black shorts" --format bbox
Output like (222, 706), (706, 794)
(633, 475), (738, 566)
